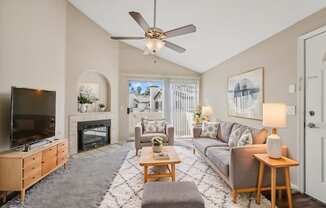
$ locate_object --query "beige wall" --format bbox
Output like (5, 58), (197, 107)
(201, 8), (326, 187)
(119, 43), (199, 141)
(0, 0), (67, 151)
(66, 3), (120, 143)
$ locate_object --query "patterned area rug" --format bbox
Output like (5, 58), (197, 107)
(99, 146), (272, 208)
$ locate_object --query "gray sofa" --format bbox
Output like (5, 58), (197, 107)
(193, 121), (288, 203)
(135, 121), (174, 155)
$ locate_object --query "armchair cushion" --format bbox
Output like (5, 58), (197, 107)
(140, 133), (168, 143)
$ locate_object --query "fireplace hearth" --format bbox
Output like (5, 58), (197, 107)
(78, 119), (110, 152)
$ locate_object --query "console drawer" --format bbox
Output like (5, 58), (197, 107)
(23, 163), (41, 178)
(58, 142), (67, 151)
(44, 146), (57, 158)
(42, 157), (57, 176)
(23, 168), (41, 188)
(57, 147), (67, 157)
(23, 152), (42, 168)
(57, 155), (67, 165)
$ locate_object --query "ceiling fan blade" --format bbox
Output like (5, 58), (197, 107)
(111, 36), (144, 40)
(163, 41), (186, 53)
(164, 24), (196, 38)
(129, 11), (150, 32)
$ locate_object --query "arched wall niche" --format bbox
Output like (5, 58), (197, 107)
(77, 71), (111, 112)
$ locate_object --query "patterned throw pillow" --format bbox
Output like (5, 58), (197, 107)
(143, 120), (157, 133)
(155, 120), (166, 133)
(228, 127), (243, 148)
(143, 119), (166, 133)
(200, 122), (219, 138)
(237, 128), (253, 147)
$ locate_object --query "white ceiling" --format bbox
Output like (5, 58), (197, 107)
(69, 0), (326, 73)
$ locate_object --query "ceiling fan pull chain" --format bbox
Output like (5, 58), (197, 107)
(153, 0), (157, 28)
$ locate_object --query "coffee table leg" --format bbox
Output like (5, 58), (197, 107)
(144, 165), (148, 183)
(171, 164), (176, 182)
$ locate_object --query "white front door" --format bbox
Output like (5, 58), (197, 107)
(305, 31), (326, 203)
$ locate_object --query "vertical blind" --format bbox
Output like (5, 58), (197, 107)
(170, 79), (199, 137)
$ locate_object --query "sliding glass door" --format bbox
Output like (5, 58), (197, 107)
(170, 79), (199, 137)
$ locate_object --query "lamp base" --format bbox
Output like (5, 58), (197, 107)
(266, 134), (281, 159)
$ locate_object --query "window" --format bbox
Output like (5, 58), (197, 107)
(128, 80), (163, 113)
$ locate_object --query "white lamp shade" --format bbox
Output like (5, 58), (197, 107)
(202, 106), (213, 116)
(263, 103), (287, 128)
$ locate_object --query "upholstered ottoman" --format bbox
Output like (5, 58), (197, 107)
(142, 182), (205, 208)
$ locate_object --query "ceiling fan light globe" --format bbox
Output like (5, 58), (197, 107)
(146, 38), (165, 52)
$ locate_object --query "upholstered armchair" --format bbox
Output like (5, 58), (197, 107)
(135, 120), (174, 155)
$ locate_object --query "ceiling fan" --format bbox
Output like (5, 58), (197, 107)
(111, 0), (196, 54)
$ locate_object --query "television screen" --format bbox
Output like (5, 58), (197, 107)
(10, 87), (56, 148)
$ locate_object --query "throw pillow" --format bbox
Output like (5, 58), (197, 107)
(228, 127), (243, 148)
(155, 120), (166, 133)
(143, 120), (157, 133)
(237, 128), (253, 147)
(200, 122), (219, 138)
(217, 121), (234, 143)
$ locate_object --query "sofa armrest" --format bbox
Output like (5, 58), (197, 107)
(166, 125), (174, 145)
(193, 127), (202, 138)
(229, 144), (288, 190)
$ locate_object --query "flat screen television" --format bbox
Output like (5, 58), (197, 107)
(10, 87), (56, 148)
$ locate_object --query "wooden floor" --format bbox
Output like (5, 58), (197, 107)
(264, 192), (326, 208)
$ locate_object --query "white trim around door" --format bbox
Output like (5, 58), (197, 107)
(297, 25), (326, 193)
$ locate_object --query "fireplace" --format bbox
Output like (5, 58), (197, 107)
(77, 119), (110, 152)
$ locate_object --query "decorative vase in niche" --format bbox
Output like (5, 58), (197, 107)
(152, 144), (163, 153)
(79, 104), (88, 113)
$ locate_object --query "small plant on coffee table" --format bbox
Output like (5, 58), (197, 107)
(152, 136), (164, 153)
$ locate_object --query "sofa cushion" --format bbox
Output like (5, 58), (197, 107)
(140, 133), (168, 143)
(206, 147), (230, 177)
(193, 138), (228, 155)
(217, 121), (234, 143)
(200, 122), (219, 138)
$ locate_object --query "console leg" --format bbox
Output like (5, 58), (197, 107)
(20, 189), (25, 203)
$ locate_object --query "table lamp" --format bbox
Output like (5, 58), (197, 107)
(263, 103), (287, 159)
(202, 106), (213, 121)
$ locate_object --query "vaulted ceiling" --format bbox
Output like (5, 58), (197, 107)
(69, 0), (326, 73)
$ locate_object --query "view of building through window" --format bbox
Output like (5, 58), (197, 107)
(128, 80), (163, 113)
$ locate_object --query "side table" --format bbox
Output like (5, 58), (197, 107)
(254, 153), (299, 208)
